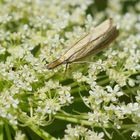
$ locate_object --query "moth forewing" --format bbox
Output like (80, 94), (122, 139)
(69, 23), (119, 62)
(46, 18), (119, 69)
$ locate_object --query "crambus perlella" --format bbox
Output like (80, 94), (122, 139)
(46, 18), (119, 70)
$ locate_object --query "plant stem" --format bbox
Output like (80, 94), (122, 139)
(55, 113), (138, 130)
(4, 123), (12, 140)
(29, 124), (56, 140)
(0, 121), (4, 140)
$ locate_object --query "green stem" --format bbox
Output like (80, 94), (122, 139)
(4, 123), (12, 140)
(97, 75), (108, 79)
(0, 121), (4, 140)
(124, 71), (140, 76)
(55, 113), (138, 130)
(98, 78), (110, 85)
(71, 85), (89, 94)
(18, 112), (56, 140)
(123, 86), (140, 94)
(55, 114), (92, 126)
(29, 125), (56, 140)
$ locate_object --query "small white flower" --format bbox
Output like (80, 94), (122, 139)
(128, 79), (135, 87)
(58, 86), (73, 105)
(86, 130), (104, 140)
(44, 99), (61, 115)
(88, 111), (109, 125)
(106, 85), (123, 97)
(73, 72), (88, 82)
(132, 126), (140, 139)
(15, 131), (26, 140)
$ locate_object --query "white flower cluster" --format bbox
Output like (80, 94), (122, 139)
(0, 89), (19, 125)
(30, 80), (73, 125)
(0, 0), (139, 139)
(63, 124), (104, 140)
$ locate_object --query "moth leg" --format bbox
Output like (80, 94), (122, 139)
(42, 58), (49, 64)
(63, 63), (69, 77)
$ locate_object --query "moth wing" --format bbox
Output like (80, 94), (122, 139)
(66, 19), (114, 62)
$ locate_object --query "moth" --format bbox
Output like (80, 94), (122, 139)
(46, 18), (119, 69)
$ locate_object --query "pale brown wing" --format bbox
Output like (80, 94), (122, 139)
(68, 22), (119, 62)
(64, 18), (118, 62)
